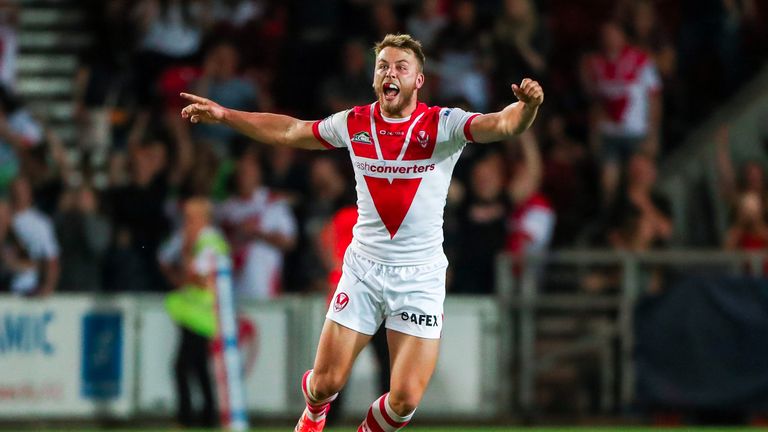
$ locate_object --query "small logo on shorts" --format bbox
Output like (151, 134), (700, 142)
(333, 293), (350, 312)
(400, 312), (440, 327)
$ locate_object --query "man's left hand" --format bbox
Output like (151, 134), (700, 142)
(512, 78), (544, 108)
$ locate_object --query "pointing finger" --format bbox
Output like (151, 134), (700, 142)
(180, 92), (208, 104)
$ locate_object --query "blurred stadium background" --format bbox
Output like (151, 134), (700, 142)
(1, 0), (768, 430)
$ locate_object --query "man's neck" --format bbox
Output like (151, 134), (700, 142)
(380, 99), (418, 119)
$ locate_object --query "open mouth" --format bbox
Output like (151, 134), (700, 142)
(383, 82), (400, 101)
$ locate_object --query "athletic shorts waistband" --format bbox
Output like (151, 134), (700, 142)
(347, 241), (449, 268)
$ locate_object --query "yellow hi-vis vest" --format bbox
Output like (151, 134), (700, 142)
(164, 229), (229, 338)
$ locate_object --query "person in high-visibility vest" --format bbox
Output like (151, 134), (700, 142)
(160, 197), (228, 428)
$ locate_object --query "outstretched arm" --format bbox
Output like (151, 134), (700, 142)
(469, 78), (544, 144)
(179, 92), (327, 150)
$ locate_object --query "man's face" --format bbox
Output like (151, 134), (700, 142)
(601, 23), (626, 54)
(183, 201), (208, 241)
(373, 47), (424, 115)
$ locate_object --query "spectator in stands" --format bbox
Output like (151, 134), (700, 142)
(623, 0), (682, 150)
(320, 39), (372, 113)
(505, 132), (555, 270)
(608, 153), (672, 246)
(279, 0), (341, 117)
(216, 148), (296, 299)
(21, 134), (69, 216)
(75, 0), (137, 155)
(583, 161), (673, 295)
(55, 186), (111, 292)
(159, 197), (224, 428)
(541, 115), (599, 246)
(107, 139), (172, 291)
(580, 21), (662, 208)
(8, 176), (59, 296)
(432, 0), (490, 111)
(189, 40), (260, 158)
(176, 136), (221, 201)
(608, 205), (663, 252)
(723, 192), (768, 254)
(295, 156), (349, 292)
(0, 87), (44, 193)
(0, 0), (18, 91)
(624, 0), (676, 83)
(716, 124), (768, 217)
(131, 0), (209, 107)
(452, 152), (508, 294)
(405, 0), (447, 55)
(486, 0), (548, 107)
(581, 204), (665, 294)
(263, 146), (307, 206)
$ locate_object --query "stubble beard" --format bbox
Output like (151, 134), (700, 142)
(377, 86), (415, 117)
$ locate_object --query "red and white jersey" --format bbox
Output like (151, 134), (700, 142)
(313, 102), (479, 265)
(216, 187), (297, 299)
(586, 46), (661, 137)
(505, 193), (555, 255)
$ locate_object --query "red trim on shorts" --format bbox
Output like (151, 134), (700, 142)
(312, 120), (336, 149)
(379, 394), (408, 428)
(463, 114), (481, 142)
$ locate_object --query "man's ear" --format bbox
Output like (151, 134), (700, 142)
(416, 73), (425, 89)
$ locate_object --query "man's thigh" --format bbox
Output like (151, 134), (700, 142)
(313, 319), (373, 385)
(386, 330), (440, 399)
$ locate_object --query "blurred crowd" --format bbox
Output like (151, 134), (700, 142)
(0, 0), (766, 298)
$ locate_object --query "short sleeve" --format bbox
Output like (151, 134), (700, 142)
(440, 107), (481, 145)
(16, 214), (59, 259)
(263, 201), (297, 238)
(640, 61), (662, 93)
(312, 109), (350, 149)
(39, 221), (59, 259)
(521, 208), (555, 253)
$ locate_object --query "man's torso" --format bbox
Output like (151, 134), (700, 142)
(314, 102), (478, 265)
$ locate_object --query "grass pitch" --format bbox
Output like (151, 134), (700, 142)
(50, 427), (767, 432)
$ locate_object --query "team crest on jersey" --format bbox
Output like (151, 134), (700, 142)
(416, 130), (429, 148)
(333, 292), (350, 312)
(351, 131), (372, 144)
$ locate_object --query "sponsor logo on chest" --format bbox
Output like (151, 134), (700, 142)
(351, 131), (372, 144)
(379, 129), (405, 136)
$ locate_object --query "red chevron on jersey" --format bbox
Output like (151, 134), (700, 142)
(363, 176), (422, 238)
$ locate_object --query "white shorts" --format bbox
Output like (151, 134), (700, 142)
(326, 248), (448, 339)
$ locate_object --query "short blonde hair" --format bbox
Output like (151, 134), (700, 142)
(374, 34), (426, 70)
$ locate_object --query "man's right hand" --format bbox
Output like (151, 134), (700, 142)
(180, 92), (227, 124)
